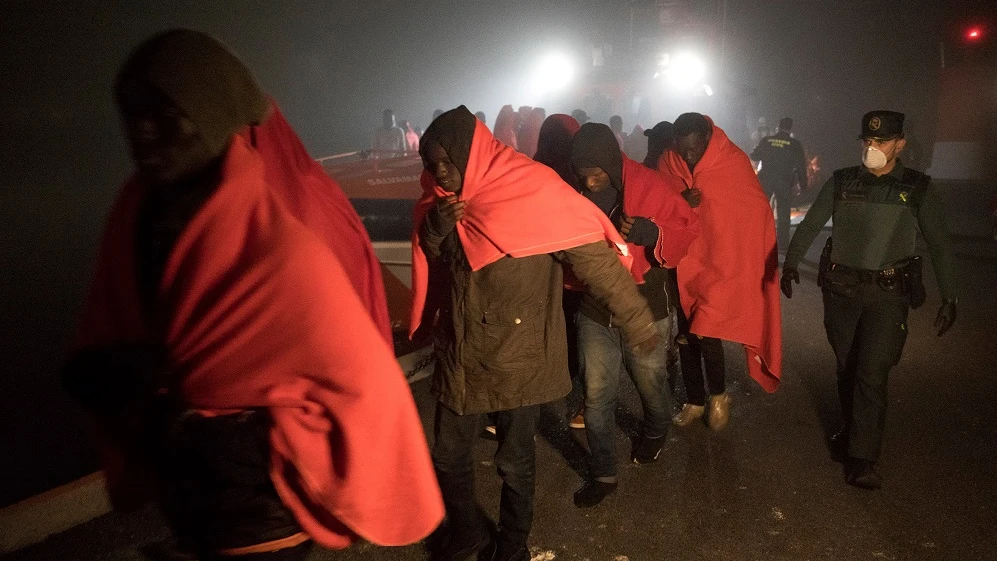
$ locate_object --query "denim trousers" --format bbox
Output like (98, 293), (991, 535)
(432, 402), (541, 552)
(577, 313), (672, 479)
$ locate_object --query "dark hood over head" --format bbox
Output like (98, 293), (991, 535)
(571, 122), (623, 193)
(116, 29), (268, 155)
(533, 114), (580, 185)
(420, 105), (477, 179)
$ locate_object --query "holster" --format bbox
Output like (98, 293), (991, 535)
(817, 237), (833, 288)
(903, 255), (926, 309)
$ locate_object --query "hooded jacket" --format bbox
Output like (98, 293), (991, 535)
(571, 122), (700, 323)
(412, 106), (656, 414)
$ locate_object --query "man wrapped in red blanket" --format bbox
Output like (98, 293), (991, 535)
(66, 29), (442, 560)
(658, 113), (783, 431)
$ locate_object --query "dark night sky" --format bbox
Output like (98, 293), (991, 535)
(0, 0), (992, 505)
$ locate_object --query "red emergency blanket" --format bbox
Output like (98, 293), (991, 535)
(249, 102), (391, 344)
(659, 120), (782, 392)
(410, 119), (630, 334)
(79, 136), (444, 548)
(621, 156), (700, 278)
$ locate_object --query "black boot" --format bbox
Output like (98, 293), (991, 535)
(573, 480), (618, 508)
(829, 427), (848, 462)
(845, 458), (882, 490)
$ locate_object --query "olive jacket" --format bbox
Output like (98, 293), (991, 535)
(421, 218), (655, 415)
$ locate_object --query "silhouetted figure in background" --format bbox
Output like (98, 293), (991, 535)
(373, 108), (407, 156)
(401, 119), (420, 153)
(609, 115), (625, 149)
(642, 120), (674, 169)
(518, 107), (546, 158)
(493, 104), (519, 149)
(751, 117), (807, 249)
(622, 124), (646, 162)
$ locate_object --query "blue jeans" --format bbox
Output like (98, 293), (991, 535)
(577, 313), (673, 479)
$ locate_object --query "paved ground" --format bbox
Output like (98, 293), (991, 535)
(6, 225), (996, 561)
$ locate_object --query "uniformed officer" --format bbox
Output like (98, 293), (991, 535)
(780, 110), (957, 490)
(751, 117), (808, 249)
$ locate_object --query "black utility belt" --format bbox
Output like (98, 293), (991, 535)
(828, 261), (910, 284)
(824, 257), (926, 309)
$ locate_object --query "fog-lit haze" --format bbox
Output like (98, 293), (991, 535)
(1, 0), (993, 506)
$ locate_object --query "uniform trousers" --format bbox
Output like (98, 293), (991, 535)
(763, 179), (794, 250)
(823, 280), (909, 461)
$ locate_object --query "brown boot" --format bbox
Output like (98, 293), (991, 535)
(708, 392), (731, 431)
(672, 403), (705, 427)
(569, 405), (585, 429)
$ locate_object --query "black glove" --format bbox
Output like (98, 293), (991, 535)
(624, 216), (659, 247)
(934, 298), (957, 336)
(781, 268), (799, 298)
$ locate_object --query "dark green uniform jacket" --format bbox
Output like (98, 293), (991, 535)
(784, 160), (956, 300)
(750, 130), (807, 190)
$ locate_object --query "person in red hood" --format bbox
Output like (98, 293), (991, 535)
(658, 112), (783, 431)
(569, 122), (700, 507)
(413, 106), (658, 561)
(65, 30), (443, 560)
(517, 107), (546, 157)
(493, 104), (519, 149)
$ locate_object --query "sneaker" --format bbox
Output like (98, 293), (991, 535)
(631, 434), (664, 464)
(672, 403), (705, 426)
(845, 458), (882, 490)
(708, 392), (731, 432)
(568, 406), (585, 429)
(573, 480), (618, 508)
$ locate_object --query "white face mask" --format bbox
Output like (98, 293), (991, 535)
(862, 145), (888, 170)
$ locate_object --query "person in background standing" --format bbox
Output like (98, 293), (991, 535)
(493, 104), (519, 150)
(609, 115), (626, 150)
(401, 119), (420, 153)
(373, 108), (407, 157)
(750, 117), (808, 250)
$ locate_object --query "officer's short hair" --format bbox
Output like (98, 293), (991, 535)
(673, 112), (711, 138)
(779, 117), (793, 131)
